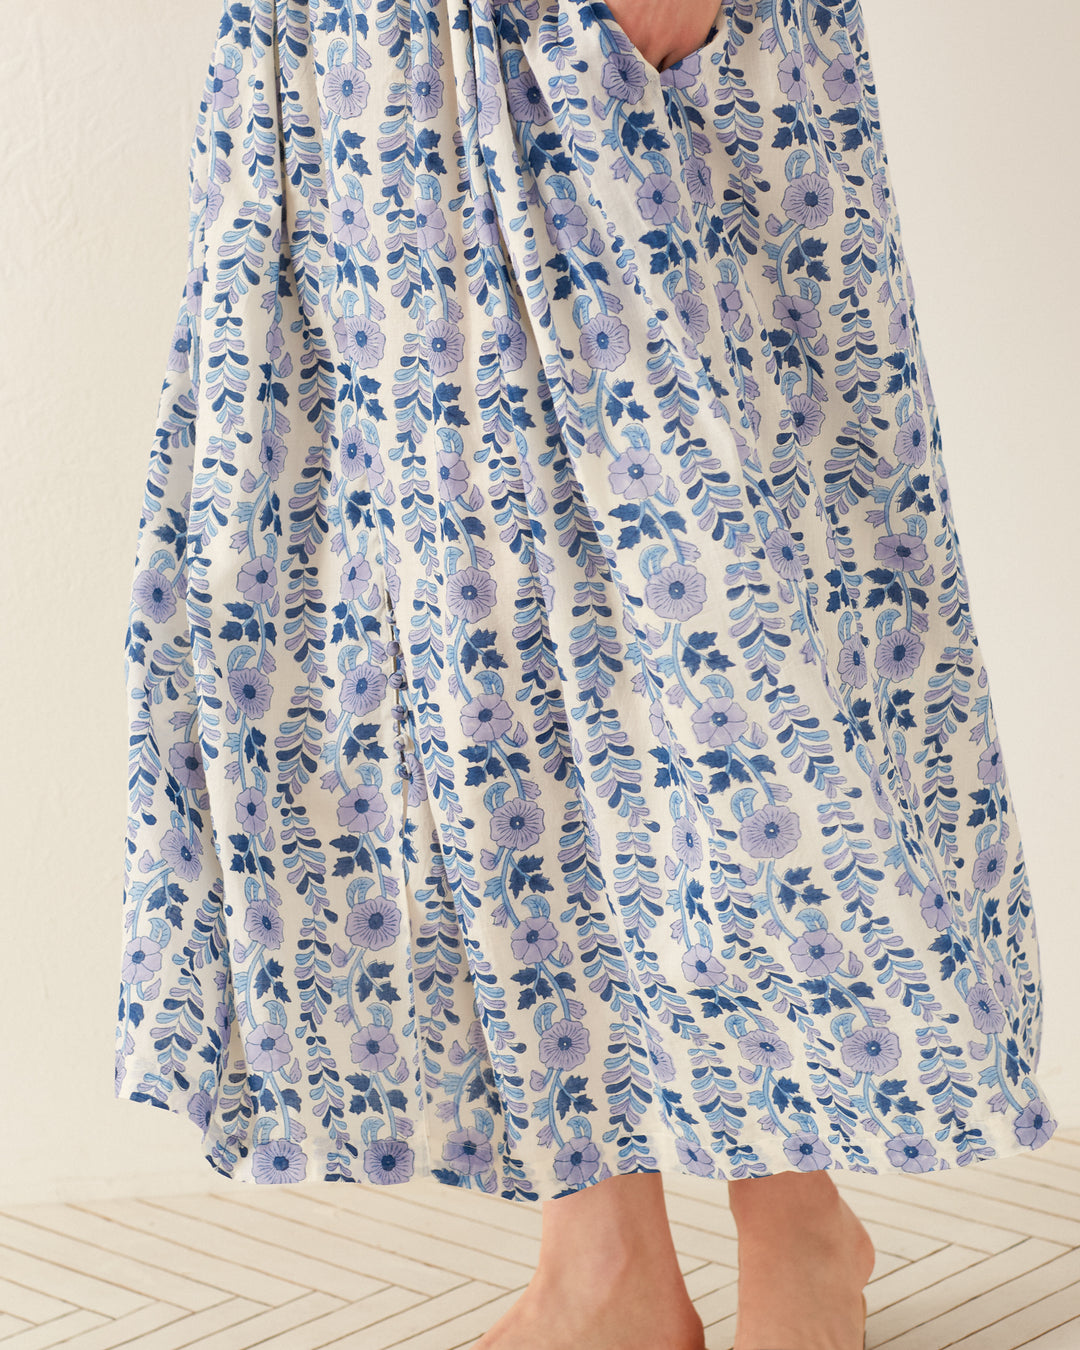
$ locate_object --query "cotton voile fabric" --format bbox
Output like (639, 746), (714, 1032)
(116, 0), (1058, 1198)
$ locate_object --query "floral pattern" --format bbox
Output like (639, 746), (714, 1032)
(116, 0), (1058, 1197)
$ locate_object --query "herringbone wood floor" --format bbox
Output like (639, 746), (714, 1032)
(1, 1130), (1079, 1349)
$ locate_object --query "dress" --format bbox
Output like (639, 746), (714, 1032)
(115, 0), (1059, 1197)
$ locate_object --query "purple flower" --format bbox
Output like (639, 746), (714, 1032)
(601, 52), (649, 103)
(252, 1139), (308, 1183)
(341, 554), (371, 602)
(258, 430), (286, 480)
(1014, 1098), (1055, 1150)
(415, 202), (447, 251)
(671, 820), (703, 869)
(333, 315), (386, 370)
(539, 1018), (590, 1071)
(448, 567), (498, 622)
(714, 278), (743, 331)
(683, 156), (714, 205)
(544, 198), (588, 250)
(160, 828), (203, 881)
(967, 982), (1006, 1034)
(674, 290), (710, 342)
(351, 1023), (399, 1071)
(644, 562), (707, 621)
(777, 50), (809, 101)
(889, 300), (911, 349)
(346, 896), (402, 950)
(208, 63), (239, 110)
(490, 796), (545, 850)
(228, 666), (273, 719)
(332, 196), (369, 246)
(790, 929), (844, 978)
(122, 936), (162, 985)
(473, 192), (501, 247)
(169, 740), (206, 791)
(133, 568), (176, 624)
(167, 321), (191, 372)
(681, 943), (725, 987)
(410, 62), (443, 119)
(978, 740), (1004, 785)
(781, 172), (834, 228)
(992, 959), (1014, 1008)
(364, 1137), (415, 1184)
(636, 173), (680, 225)
(421, 316), (465, 376)
(187, 1091), (213, 1133)
(783, 1131), (832, 1171)
(341, 661), (386, 716)
(238, 554), (277, 604)
(773, 293), (821, 339)
(840, 1025), (902, 1076)
(493, 315), (527, 370)
(443, 1127), (493, 1176)
(337, 783), (389, 832)
(511, 918), (559, 963)
(337, 424), (372, 482)
(885, 1134), (937, 1174)
(437, 451), (470, 502)
(235, 785), (268, 835)
(894, 415), (927, 467)
(325, 63), (370, 118)
(676, 1137), (715, 1176)
(609, 446), (662, 499)
(874, 533), (927, 572)
(764, 528), (804, 580)
(691, 695), (748, 748)
(506, 68), (551, 123)
(873, 627), (924, 681)
(973, 843), (1007, 891)
(244, 898), (283, 949)
(245, 1021), (292, 1073)
(837, 634), (869, 688)
(554, 1137), (600, 1185)
(738, 1030), (793, 1070)
(461, 693), (513, 742)
(822, 52), (860, 104)
(787, 393), (825, 444)
(739, 803), (802, 859)
(919, 880), (954, 930)
(648, 1044), (676, 1082)
(580, 314), (631, 371)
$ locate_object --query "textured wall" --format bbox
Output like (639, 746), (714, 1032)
(0, 0), (1075, 1204)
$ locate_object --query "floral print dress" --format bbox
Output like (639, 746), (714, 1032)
(116, 0), (1058, 1197)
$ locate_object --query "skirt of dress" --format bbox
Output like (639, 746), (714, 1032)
(115, 0), (1059, 1197)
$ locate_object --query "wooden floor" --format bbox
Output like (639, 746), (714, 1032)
(1, 1132), (1079, 1349)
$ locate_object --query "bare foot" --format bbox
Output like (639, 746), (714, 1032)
(470, 1257), (705, 1350)
(729, 1171), (875, 1350)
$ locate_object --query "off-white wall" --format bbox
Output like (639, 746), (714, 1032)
(0, 0), (1075, 1207)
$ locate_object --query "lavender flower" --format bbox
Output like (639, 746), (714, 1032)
(600, 53), (648, 104)
(765, 528), (805, 580)
(671, 820), (704, 869)
(739, 1030), (794, 1070)
(885, 1134), (937, 1174)
(781, 172), (834, 228)
(789, 929), (844, 978)
(489, 797), (545, 851)
(337, 784), (389, 833)
(511, 917), (559, 963)
(506, 68), (551, 123)
(978, 740), (1004, 785)
(364, 1138), (415, 1184)
(539, 1018), (590, 1070)
(346, 896), (402, 950)
(739, 803), (802, 859)
(676, 1137), (715, 1176)
(681, 944), (726, 987)
(168, 740), (206, 791)
(840, 1025), (902, 1076)
(351, 1023), (399, 1071)
(682, 156), (714, 205)
(554, 1137), (600, 1185)
(544, 199), (588, 250)
(822, 52), (860, 105)
(873, 627), (924, 681)
(133, 568), (176, 624)
(691, 695), (749, 748)
(244, 898), (283, 949)
(341, 661), (387, 716)
(636, 173), (680, 225)
(443, 1127), (493, 1176)
(777, 50), (809, 101)
(334, 315), (386, 371)
(919, 880), (954, 930)
(340, 554), (371, 602)
(461, 693), (513, 742)
(787, 393), (825, 444)
(208, 63), (239, 110)
(973, 843), (1007, 891)
(643, 562), (708, 621)
(332, 196), (369, 246)
(837, 634), (869, 688)
(966, 982), (1006, 1034)
(714, 278), (743, 331)
(258, 430), (286, 480)
(772, 293), (821, 339)
(237, 554), (276, 604)
(609, 446), (662, 499)
(493, 316), (527, 370)
(410, 62), (443, 119)
(122, 936), (162, 985)
(421, 316), (465, 376)
(894, 414), (927, 467)
(783, 1131), (832, 1170)
(252, 1139), (308, 1183)
(1013, 1098), (1055, 1150)
(415, 203), (447, 251)
(160, 827), (203, 881)
(325, 63), (370, 118)
(245, 1021), (292, 1073)
(235, 785), (268, 835)
(579, 314), (631, 371)
(674, 290), (710, 342)
(874, 533), (927, 572)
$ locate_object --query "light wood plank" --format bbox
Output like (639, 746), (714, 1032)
(0, 1313), (33, 1338)
(302, 1282), (504, 1350)
(0, 1206), (232, 1312)
(873, 1240), (1079, 1350)
(895, 1168), (1080, 1228)
(0, 1245), (146, 1321)
(0, 1273), (77, 1325)
(992, 1156), (1080, 1198)
(123, 1295), (309, 1350)
(360, 1182), (543, 1242)
(11, 1301), (185, 1350)
(0, 1311), (110, 1350)
(386, 1287), (521, 1350)
(682, 1262), (738, 1302)
(164, 1289), (418, 1350)
(864, 1242), (987, 1313)
(942, 1281), (1080, 1350)
(829, 1179), (1037, 1253)
(1014, 1314), (1080, 1348)
(205, 1189), (533, 1290)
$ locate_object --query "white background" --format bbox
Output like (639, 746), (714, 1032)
(0, 0), (1075, 1205)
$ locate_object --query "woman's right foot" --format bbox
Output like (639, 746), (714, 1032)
(729, 1171), (875, 1350)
